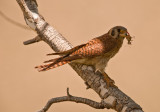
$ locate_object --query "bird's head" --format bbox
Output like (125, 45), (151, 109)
(108, 26), (132, 44)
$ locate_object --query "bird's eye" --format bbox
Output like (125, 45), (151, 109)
(117, 29), (121, 33)
(111, 30), (115, 36)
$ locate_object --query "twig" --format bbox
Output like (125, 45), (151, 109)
(38, 88), (109, 112)
(0, 11), (31, 30)
(23, 35), (41, 45)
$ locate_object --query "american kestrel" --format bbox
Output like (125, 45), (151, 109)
(35, 26), (132, 88)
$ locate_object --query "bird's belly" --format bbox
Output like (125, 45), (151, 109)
(72, 56), (109, 71)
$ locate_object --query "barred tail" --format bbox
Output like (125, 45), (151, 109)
(35, 60), (70, 72)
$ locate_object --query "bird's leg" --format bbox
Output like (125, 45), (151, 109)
(101, 71), (117, 88)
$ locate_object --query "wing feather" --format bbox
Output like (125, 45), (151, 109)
(69, 34), (117, 59)
(47, 44), (86, 56)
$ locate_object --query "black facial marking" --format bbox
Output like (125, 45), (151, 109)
(117, 29), (121, 33)
(111, 30), (115, 36)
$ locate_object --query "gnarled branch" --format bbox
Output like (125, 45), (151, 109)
(16, 0), (143, 112)
(38, 88), (110, 112)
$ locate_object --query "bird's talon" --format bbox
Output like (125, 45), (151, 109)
(101, 72), (117, 88)
(106, 80), (117, 88)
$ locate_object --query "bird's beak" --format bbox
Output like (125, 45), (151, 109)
(119, 30), (133, 44)
(125, 32), (132, 44)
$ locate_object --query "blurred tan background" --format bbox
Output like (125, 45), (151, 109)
(0, 0), (160, 112)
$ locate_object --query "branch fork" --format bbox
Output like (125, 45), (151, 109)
(38, 88), (109, 112)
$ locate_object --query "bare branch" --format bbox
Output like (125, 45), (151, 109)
(16, 0), (144, 112)
(38, 88), (110, 112)
(23, 35), (41, 45)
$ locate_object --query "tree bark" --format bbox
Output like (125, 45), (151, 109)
(16, 0), (143, 112)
